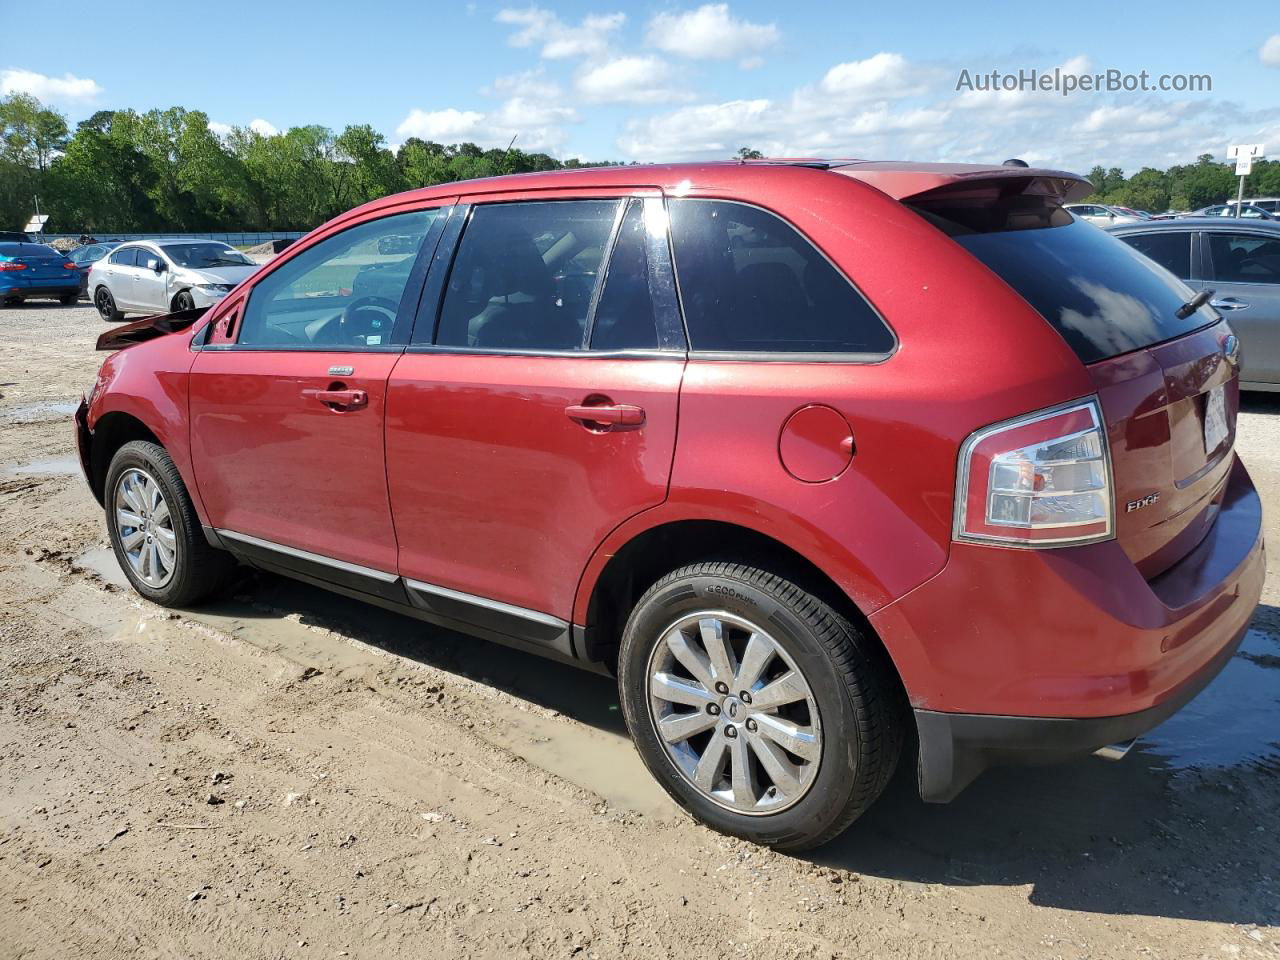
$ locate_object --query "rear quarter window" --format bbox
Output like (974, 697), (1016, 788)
(666, 198), (893, 357)
(949, 217), (1216, 363)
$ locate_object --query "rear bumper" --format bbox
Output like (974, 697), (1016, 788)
(913, 616), (1247, 801)
(871, 455), (1265, 801)
(1, 282), (80, 298)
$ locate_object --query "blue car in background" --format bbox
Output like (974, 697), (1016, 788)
(67, 241), (122, 297)
(0, 242), (81, 306)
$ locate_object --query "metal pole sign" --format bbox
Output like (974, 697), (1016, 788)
(1226, 144), (1266, 216)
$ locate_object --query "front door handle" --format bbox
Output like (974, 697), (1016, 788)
(565, 402), (645, 428)
(1210, 297), (1249, 311)
(303, 387), (368, 410)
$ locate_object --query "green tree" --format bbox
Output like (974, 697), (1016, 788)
(736, 146), (764, 160)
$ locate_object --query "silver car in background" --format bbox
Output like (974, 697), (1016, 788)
(88, 239), (259, 321)
(1064, 202), (1147, 226)
(1107, 217), (1280, 391)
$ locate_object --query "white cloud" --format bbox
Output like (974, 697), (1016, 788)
(0, 68), (101, 103)
(397, 108), (488, 141)
(496, 7), (624, 59)
(1261, 34), (1280, 67)
(576, 56), (692, 104)
(249, 118), (279, 137)
(819, 52), (930, 101)
(396, 103), (569, 153)
(646, 4), (778, 64)
(208, 121), (234, 139)
(616, 49), (1272, 175)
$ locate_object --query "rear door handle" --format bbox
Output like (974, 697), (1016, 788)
(303, 387), (368, 410)
(565, 402), (645, 428)
(1210, 297), (1249, 311)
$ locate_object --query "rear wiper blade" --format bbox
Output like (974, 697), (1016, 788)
(1175, 287), (1214, 319)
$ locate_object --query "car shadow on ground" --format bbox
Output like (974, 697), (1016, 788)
(192, 569), (1280, 927)
(1241, 390), (1280, 414)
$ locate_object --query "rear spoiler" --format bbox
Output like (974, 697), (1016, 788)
(96, 307), (208, 351)
(833, 161), (1094, 205)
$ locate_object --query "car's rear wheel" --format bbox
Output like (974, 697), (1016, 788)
(173, 291), (195, 312)
(95, 287), (123, 322)
(618, 561), (902, 851)
(105, 440), (235, 606)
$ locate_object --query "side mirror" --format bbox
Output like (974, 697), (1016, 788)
(148, 258), (166, 273)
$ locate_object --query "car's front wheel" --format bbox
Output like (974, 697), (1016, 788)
(173, 291), (195, 312)
(618, 562), (903, 851)
(95, 287), (123, 322)
(105, 440), (235, 606)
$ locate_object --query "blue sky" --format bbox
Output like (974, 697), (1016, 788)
(3, 0), (1278, 172)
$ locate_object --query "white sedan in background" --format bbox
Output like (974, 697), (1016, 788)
(1063, 203), (1147, 227)
(88, 239), (259, 321)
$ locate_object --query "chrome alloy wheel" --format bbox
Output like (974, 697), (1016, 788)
(114, 468), (177, 588)
(646, 611), (822, 815)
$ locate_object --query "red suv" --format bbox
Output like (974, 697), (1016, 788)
(76, 161), (1265, 850)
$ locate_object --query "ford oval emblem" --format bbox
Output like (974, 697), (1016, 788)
(1223, 334), (1239, 361)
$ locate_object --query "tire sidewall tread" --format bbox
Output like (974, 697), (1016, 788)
(618, 561), (901, 852)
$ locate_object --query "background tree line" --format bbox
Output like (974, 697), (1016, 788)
(0, 93), (611, 234)
(5, 91), (1278, 234)
(1079, 155), (1280, 212)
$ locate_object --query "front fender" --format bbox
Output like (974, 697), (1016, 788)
(86, 327), (205, 523)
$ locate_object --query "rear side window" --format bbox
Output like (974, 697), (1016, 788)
(1118, 231), (1192, 279)
(109, 247), (139, 267)
(1207, 233), (1280, 284)
(436, 200), (619, 351)
(666, 198), (893, 355)
(945, 216), (1216, 363)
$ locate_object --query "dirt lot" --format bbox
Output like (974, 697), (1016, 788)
(2, 302), (1278, 960)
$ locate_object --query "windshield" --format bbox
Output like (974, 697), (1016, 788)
(161, 243), (253, 269)
(912, 200), (1218, 363)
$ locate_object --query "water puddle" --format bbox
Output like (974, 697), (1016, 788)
(76, 546), (130, 588)
(4, 455), (81, 476)
(1137, 626), (1280, 773)
(481, 704), (674, 818)
(3, 401), (78, 423)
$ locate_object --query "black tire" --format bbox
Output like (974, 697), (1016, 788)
(104, 440), (236, 606)
(173, 291), (195, 312)
(95, 287), (124, 322)
(618, 562), (903, 852)
(59, 294), (79, 306)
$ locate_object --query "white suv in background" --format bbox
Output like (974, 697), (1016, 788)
(1064, 203), (1145, 226)
(89, 239), (259, 321)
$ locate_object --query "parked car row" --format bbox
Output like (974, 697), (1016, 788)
(88, 239), (258, 321)
(76, 159), (1264, 851)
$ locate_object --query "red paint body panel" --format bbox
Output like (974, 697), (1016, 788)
(385, 354), (684, 617)
(870, 458), (1264, 717)
(188, 349), (402, 572)
(86, 327), (205, 520)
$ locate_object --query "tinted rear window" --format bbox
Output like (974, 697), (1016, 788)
(947, 217), (1216, 363)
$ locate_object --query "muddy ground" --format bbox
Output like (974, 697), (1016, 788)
(1, 302), (1278, 960)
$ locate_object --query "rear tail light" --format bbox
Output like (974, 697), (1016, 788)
(0, 262), (27, 272)
(954, 398), (1113, 547)
(64, 262), (77, 270)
